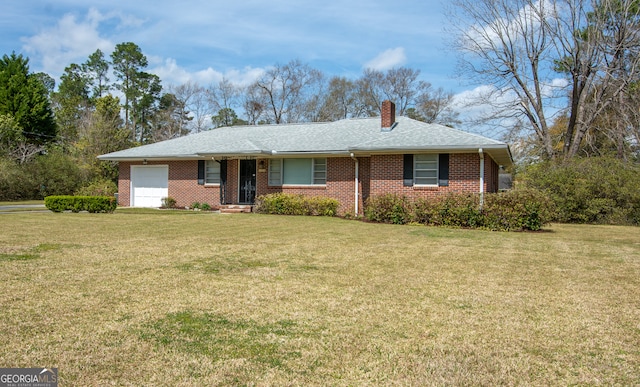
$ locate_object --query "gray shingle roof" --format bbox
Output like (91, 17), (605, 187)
(98, 116), (512, 166)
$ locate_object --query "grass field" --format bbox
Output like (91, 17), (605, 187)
(0, 211), (639, 385)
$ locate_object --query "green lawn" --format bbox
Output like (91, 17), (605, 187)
(0, 212), (638, 385)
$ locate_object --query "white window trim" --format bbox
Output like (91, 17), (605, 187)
(413, 154), (439, 187)
(268, 158), (327, 186)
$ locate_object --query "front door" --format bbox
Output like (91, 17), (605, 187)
(239, 160), (256, 204)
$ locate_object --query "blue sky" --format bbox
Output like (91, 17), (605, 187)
(1, 0), (523, 137)
(1, 1), (462, 91)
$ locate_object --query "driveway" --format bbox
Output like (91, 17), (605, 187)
(0, 204), (47, 213)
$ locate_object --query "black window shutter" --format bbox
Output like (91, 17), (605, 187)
(197, 160), (205, 185)
(438, 154), (449, 186)
(219, 160), (227, 184)
(403, 154), (413, 186)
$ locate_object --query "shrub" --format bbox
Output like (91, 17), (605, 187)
(436, 194), (482, 228)
(200, 203), (211, 211)
(519, 157), (640, 225)
(364, 190), (552, 231)
(190, 202), (201, 210)
(0, 157), (25, 200)
(75, 178), (118, 197)
(254, 193), (339, 216)
(364, 194), (409, 224)
(0, 151), (86, 200)
(161, 197), (177, 209)
(483, 189), (554, 231)
(44, 196), (117, 213)
(25, 151), (84, 198)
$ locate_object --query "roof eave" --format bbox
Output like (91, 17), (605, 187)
(349, 144), (513, 167)
(97, 154), (201, 161)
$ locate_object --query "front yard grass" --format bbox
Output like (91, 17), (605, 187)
(0, 212), (638, 385)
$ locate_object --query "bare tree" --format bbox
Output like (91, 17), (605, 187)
(449, 0), (640, 159)
(316, 76), (366, 121)
(411, 87), (460, 126)
(242, 85), (266, 125)
(355, 69), (386, 116)
(170, 81), (211, 133)
(0, 114), (45, 164)
(208, 77), (241, 112)
(248, 59), (324, 124)
(206, 77), (246, 128)
(355, 67), (458, 124)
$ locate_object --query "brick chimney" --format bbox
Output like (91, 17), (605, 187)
(381, 100), (396, 131)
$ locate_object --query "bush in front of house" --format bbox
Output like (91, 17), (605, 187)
(45, 195), (117, 213)
(364, 189), (553, 231)
(161, 197), (177, 209)
(254, 193), (339, 216)
(362, 193), (410, 225)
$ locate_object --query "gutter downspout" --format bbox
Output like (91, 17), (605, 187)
(479, 148), (485, 210)
(350, 153), (359, 215)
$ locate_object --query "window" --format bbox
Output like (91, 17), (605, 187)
(205, 160), (220, 184)
(269, 158), (327, 185)
(414, 154), (438, 186)
(313, 158), (326, 184)
(268, 159), (282, 186)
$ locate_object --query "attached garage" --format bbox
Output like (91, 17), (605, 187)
(130, 165), (168, 207)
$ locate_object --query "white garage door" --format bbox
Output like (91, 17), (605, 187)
(131, 165), (169, 207)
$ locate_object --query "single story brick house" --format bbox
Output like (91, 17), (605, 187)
(98, 101), (512, 214)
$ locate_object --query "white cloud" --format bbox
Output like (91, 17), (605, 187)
(223, 67), (266, 87)
(463, 0), (556, 54)
(451, 85), (505, 126)
(150, 58), (265, 88)
(21, 8), (113, 76)
(364, 47), (407, 71)
(150, 58), (209, 85)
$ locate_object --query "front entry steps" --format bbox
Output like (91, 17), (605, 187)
(219, 204), (253, 214)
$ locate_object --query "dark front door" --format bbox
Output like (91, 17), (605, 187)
(239, 160), (256, 204)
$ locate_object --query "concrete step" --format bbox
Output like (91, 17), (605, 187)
(219, 205), (253, 214)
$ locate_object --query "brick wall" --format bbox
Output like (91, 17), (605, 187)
(169, 160), (221, 207)
(118, 160), (221, 208)
(118, 153), (501, 212)
(257, 157), (363, 215)
(117, 162), (131, 207)
(369, 153), (499, 200)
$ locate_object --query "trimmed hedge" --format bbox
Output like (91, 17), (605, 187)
(45, 195), (117, 213)
(364, 189), (553, 231)
(254, 193), (339, 216)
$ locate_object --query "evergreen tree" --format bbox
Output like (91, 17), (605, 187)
(0, 53), (56, 144)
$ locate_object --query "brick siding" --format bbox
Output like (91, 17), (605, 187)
(118, 153), (500, 214)
(118, 160), (220, 208)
